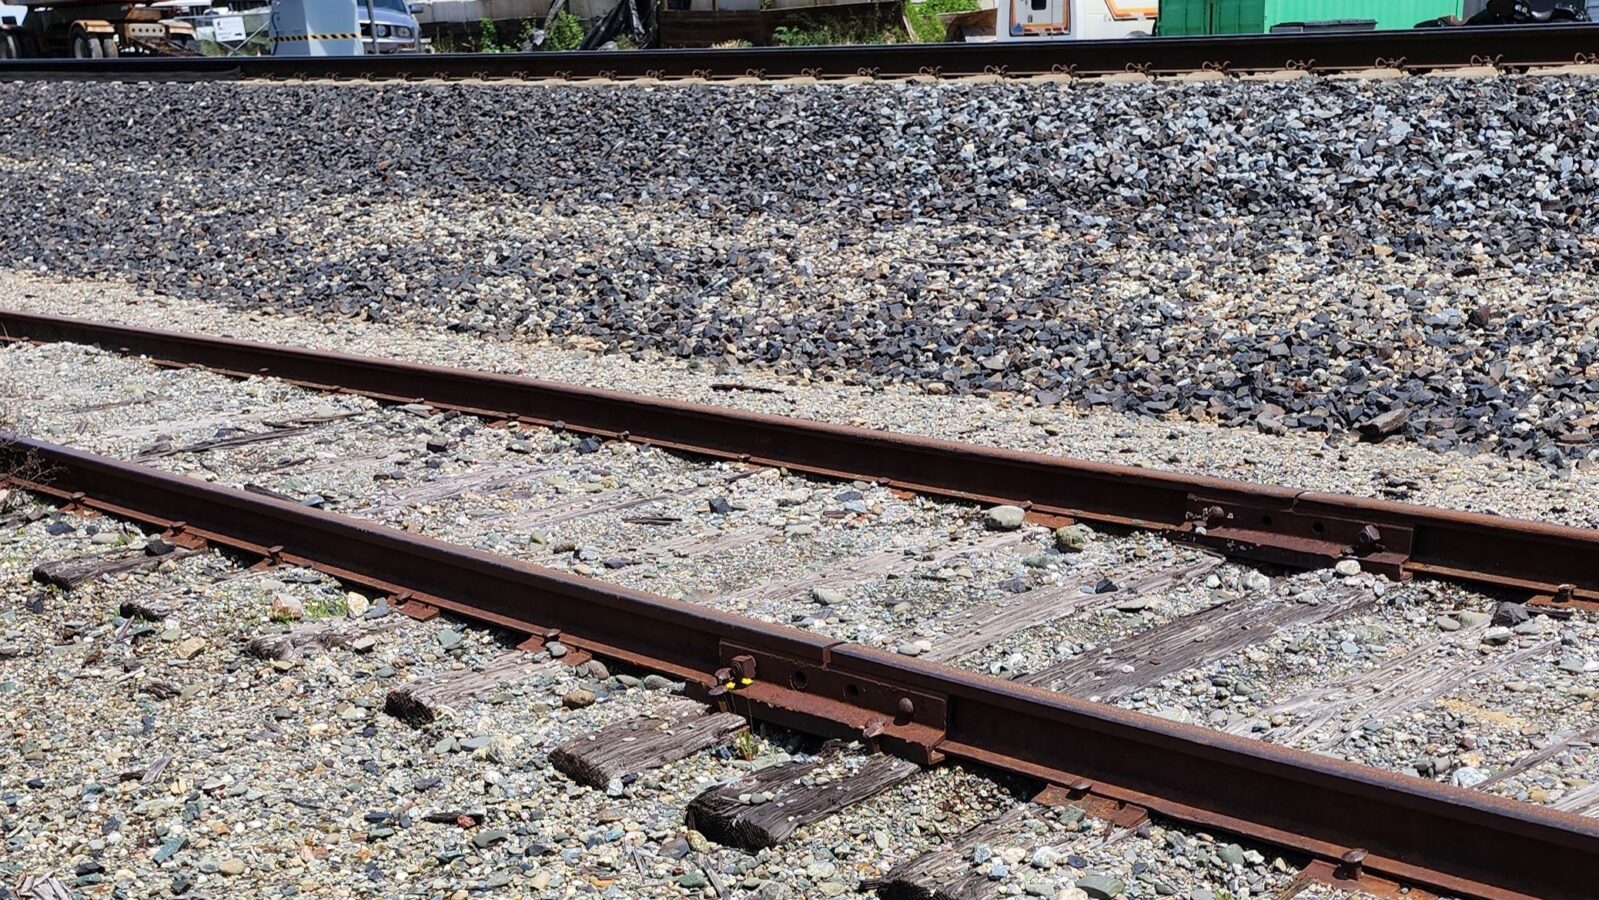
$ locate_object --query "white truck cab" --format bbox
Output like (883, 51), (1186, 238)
(996, 0), (1156, 40)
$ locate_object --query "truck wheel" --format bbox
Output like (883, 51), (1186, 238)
(101, 37), (118, 57)
(71, 32), (101, 58)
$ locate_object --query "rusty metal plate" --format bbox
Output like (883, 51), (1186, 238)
(1184, 493), (1415, 578)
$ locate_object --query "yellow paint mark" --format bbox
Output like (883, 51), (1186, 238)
(1437, 698), (1528, 730)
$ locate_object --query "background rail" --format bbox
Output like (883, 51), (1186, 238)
(3, 309), (1595, 607)
(0, 24), (1597, 81)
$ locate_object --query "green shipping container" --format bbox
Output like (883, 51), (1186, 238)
(1158, 0), (1462, 35)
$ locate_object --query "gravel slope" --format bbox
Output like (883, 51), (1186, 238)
(2, 77), (1598, 462)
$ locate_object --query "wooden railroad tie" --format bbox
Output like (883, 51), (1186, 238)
(686, 752), (919, 852)
(550, 707), (748, 790)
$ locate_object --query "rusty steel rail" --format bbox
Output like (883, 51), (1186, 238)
(3, 434), (1597, 899)
(2, 309), (1596, 609)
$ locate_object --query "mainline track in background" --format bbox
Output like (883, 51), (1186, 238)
(0, 24), (1597, 82)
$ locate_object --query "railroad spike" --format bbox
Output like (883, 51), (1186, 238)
(1336, 847), (1368, 880)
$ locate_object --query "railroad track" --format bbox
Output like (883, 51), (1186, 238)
(4, 313), (1599, 897)
(0, 24), (1597, 82)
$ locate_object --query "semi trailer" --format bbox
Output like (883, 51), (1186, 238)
(0, 0), (200, 57)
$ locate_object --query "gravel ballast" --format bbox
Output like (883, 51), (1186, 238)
(1, 77), (1597, 463)
(6, 338), (1589, 819)
(0, 502), (1308, 899)
(4, 272), (1598, 530)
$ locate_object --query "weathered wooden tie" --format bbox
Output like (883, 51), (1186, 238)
(348, 462), (567, 516)
(1478, 724), (1599, 791)
(636, 526), (777, 560)
(902, 555), (1222, 665)
(687, 753), (919, 851)
(1552, 781), (1599, 816)
(874, 807), (1030, 900)
(550, 707), (748, 789)
(33, 545), (194, 590)
(385, 651), (555, 726)
(727, 531), (1027, 608)
(1024, 585), (1373, 697)
(876, 793), (1141, 900)
(135, 424), (318, 460)
(486, 470), (756, 531)
(13, 873), (74, 900)
(1309, 636), (1558, 751)
(245, 618), (404, 661)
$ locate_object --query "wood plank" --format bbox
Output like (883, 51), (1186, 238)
(635, 525), (777, 560)
(135, 424), (318, 461)
(550, 708), (747, 789)
(1022, 585), (1373, 697)
(249, 449), (393, 476)
(71, 392), (166, 414)
(686, 752), (919, 851)
(903, 554), (1222, 664)
(483, 471), (753, 530)
(384, 651), (555, 726)
(32, 545), (195, 590)
(349, 462), (569, 515)
(875, 806), (1028, 900)
(1226, 624), (1558, 748)
(245, 622), (348, 660)
(102, 409), (271, 441)
(244, 618), (403, 661)
(1552, 782), (1599, 816)
(13, 874), (74, 900)
(1477, 724), (1599, 791)
(1310, 636), (1557, 752)
(1222, 624), (1485, 739)
(877, 804), (1135, 900)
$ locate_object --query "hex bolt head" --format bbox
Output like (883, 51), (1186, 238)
(1352, 525), (1383, 553)
(730, 655), (756, 681)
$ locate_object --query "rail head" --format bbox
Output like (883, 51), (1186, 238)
(1, 25), (1597, 82)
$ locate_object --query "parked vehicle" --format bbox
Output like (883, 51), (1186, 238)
(976, 0), (1157, 42)
(1458, 0), (1588, 24)
(351, 0), (418, 52)
(0, 0), (201, 57)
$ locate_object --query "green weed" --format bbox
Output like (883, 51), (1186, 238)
(904, 0), (978, 42)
